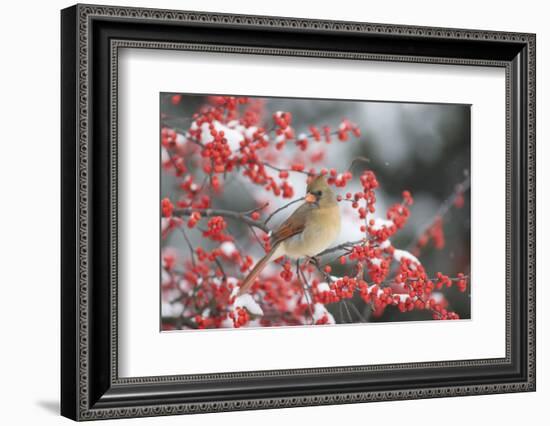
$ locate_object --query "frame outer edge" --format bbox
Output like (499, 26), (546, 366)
(527, 33), (536, 390)
(61, 4), (80, 422)
(66, 4), (536, 420)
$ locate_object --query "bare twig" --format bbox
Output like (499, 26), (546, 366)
(213, 257), (227, 281)
(178, 227), (197, 267)
(347, 156), (371, 173)
(339, 303), (345, 323)
(342, 300), (354, 323)
(264, 197), (305, 225)
(247, 224), (266, 249)
(345, 300), (368, 322)
(243, 202), (270, 215)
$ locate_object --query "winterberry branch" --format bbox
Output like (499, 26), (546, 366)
(173, 207), (270, 233)
(262, 161), (313, 177)
(317, 240), (365, 257)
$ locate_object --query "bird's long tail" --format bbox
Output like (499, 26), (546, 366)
(237, 242), (282, 296)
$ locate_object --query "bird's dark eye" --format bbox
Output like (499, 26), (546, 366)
(315, 190), (323, 197)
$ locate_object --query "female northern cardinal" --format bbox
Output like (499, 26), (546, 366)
(238, 175), (341, 295)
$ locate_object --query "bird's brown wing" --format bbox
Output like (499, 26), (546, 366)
(238, 203), (310, 295)
(271, 203), (311, 245)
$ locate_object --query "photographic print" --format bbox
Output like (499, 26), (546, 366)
(160, 94), (471, 331)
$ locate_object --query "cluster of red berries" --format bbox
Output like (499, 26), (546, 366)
(202, 217), (231, 242)
(387, 203), (411, 231)
(262, 234), (272, 253)
(273, 111), (293, 129)
(320, 169), (354, 188)
(367, 257), (392, 284)
(187, 211), (202, 228)
(296, 135), (308, 151)
(273, 112), (295, 150)
(429, 217), (445, 249)
(309, 126), (322, 141)
(161, 127), (178, 148)
(178, 175), (200, 197)
(360, 170), (379, 214)
(239, 101), (264, 127)
(176, 194), (211, 211)
(194, 314), (215, 329)
(332, 275), (359, 299)
(314, 313), (331, 325)
(208, 95), (248, 111)
(161, 128), (187, 176)
(348, 244), (375, 262)
(402, 190), (413, 206)
(201, 126), (233, 174)
(358, 282), (389, 307)
(435, 272), (452, 289)
(280, 261), (293, 282)
(428, 301), (460, 320)
(367, 220), (397, 242)
(418, 216), (445, 251)
(240, 255), (254, 274)
(188, 107), (226, 140)
(255, 173), (294, 198)
(279, 180), (295, 198)
(161, 197), (174, 218)
(395, 258), (429, 295)
(195, 247), (213, 263)
(230, 307), (250, 328)
(162, 252), (176, 271)
(306, 119), (360, 144)
(433, 271), (469, 293)
(290, 163), (304, 172)
(337, 119), (361, 141)
(161, 216), (183, 240)
(314, 285), (339, 305)
(366, 192), (413, 242)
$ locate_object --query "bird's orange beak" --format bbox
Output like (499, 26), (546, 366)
(305, 193), (316, 203)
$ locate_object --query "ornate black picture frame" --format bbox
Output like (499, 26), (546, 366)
(61, 4), (536, 421)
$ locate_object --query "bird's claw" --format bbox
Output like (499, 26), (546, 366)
(305, 256), (320, 267)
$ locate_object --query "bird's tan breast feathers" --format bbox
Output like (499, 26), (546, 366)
(282, 204), (341, 258)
